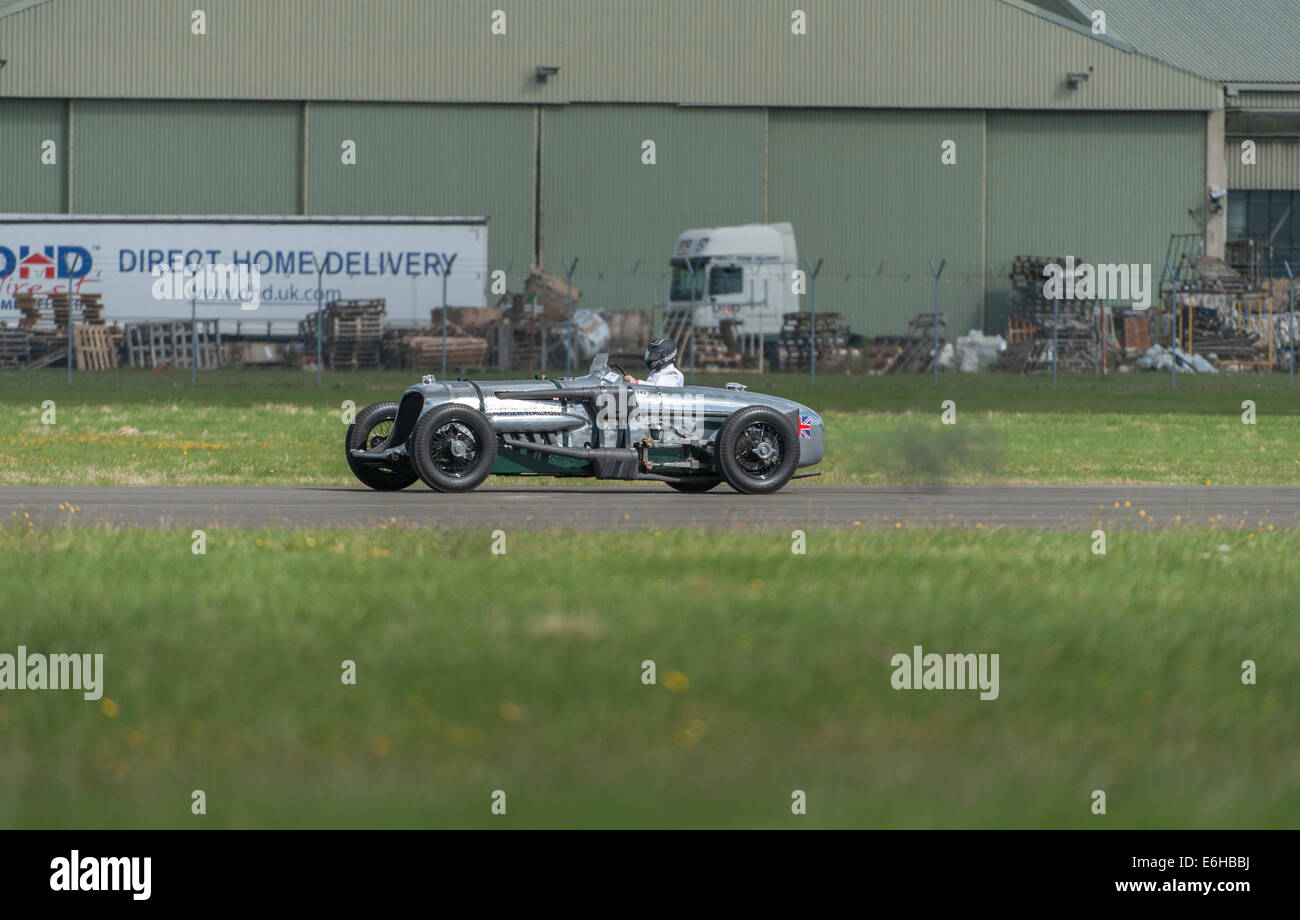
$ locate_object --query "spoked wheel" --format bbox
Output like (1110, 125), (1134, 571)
(411, 404), (498, 492)
(665, 477), (723, 493)
(716, 406), (800, 494)
(345, 401), (419, 491)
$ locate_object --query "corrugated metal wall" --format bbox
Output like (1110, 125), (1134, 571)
(768, 109), (986, 336)
(0, 100), (1212, 334)
(540, 105), (764, 313)
(1226, 138), (1300, 190)
(306, 103), (535, 292)
(0, 99), (66, 212)
(70, 101), (299, 214)
(985, 111), (1205, 330)
(0, 0), (1219, 110)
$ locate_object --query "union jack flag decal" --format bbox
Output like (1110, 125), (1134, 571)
(797, 414), (813, 439)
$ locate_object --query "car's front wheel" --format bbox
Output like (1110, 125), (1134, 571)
(716, 406), (800, 494)
(345, 401), (419, 491)
(410, 404), (498, 492)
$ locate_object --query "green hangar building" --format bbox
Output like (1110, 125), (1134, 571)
(2, 0), (1297, 337)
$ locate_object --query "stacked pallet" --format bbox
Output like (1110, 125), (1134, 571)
(1179, 255), (1255, 294)
(9, 292), (115, 369)
(0, 328), (32, 369)
(661, 307), (742, 370)
(125, 320), (223, 369)
(1187, 306), (1262, 363)
(996, 310), (1102, 372)
(16, 292), (105, 331)
(386, 321), (488, 369)
(866, 313), (947, 374)
(300, 299), (386, 370)
(776, 312), (850, 371)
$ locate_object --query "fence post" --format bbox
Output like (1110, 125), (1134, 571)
(66, 251), (81, 385)
(441, 270), (449, 380)
(1285, 261), (1295, 388)
(1165, 260), (1177, 389)
(1052, 294), (1059, 386)
(315, 258), (324, 386)
(563, 257), (578, 378)
(929, 259), (946, 386)
(803, 258), (823, 387)
(191, 295), (198, 387)
(684, 259), (697, 385)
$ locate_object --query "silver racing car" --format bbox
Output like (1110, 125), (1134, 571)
(345, 354), (824, 494)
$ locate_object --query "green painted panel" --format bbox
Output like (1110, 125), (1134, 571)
(769, 109), (985, 338)
(0, 99), (67, 213)
(1227, 138), (1300, 191)
(307, 103), (534, 293)
(72, 100), (299, 214)
(541, 104), (764, 313)
(986, 111), (1204, 333)
(0, 0), (1220, 111)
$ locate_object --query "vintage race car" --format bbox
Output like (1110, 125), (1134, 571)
(345, 354), (824, 494)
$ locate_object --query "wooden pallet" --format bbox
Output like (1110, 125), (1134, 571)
(0, 329), (32, 368)
(71, 324), (120, 371)
(125, 321), (223, 369)
(15, 292), (104, 331)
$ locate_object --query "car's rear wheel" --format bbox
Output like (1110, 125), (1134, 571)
(345, 401), (419, 491)
(411, 404), (498, 492)
(665, 476), (723, 493)
(716, 406), (800, 494)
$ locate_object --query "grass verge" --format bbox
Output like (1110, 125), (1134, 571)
(1, 525), (1294, 828)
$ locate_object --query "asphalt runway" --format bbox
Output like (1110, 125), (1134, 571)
(3, 485), (1297, 530)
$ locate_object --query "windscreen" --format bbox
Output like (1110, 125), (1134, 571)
(670, 259), (708, 302)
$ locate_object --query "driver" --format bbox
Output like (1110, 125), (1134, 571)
(623, 337), (684, 387)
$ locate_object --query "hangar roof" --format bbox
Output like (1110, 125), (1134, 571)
(1020, 0), (1300, 83)
(0, 0), (1221, 110)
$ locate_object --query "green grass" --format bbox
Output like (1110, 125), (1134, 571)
(1, 525), (1295, 828)
(3, 369), (1300, 485)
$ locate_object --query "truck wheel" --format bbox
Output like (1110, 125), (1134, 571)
(345, 401), (418, 491)
(666, 477), (723, 493)
(716, 406), (800, 494)
(411, 404), (498, 492)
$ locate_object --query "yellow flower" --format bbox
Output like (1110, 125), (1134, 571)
(663, 670), (690, 693)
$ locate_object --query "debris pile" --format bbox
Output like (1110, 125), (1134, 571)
(299, 299), (385, 370)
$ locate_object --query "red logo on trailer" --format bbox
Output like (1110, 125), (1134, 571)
(17, 251), (55, 280)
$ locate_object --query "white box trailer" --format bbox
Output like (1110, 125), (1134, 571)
(669, 222), (799, 340)
(0, 215), (488, 333)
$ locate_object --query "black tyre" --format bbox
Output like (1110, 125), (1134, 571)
(716, 406), (800, 494)
(410, 403), (498, 492)
(665, 477), (723, 493)
(345, 401), (419, 491)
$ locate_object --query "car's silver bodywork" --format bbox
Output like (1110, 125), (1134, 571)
(350, 354), (824, 486)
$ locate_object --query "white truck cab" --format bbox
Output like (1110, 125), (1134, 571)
(669, 222), (798, 342)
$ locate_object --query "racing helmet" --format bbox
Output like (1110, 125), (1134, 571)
(645, 337), (677, 373)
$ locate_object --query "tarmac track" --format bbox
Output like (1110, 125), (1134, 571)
(3, 485), (1297, 530)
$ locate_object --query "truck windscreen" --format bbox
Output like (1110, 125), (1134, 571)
(670, 260), (707, 301)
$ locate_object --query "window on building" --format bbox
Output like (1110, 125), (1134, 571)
(1228, 189), (1300, 276)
